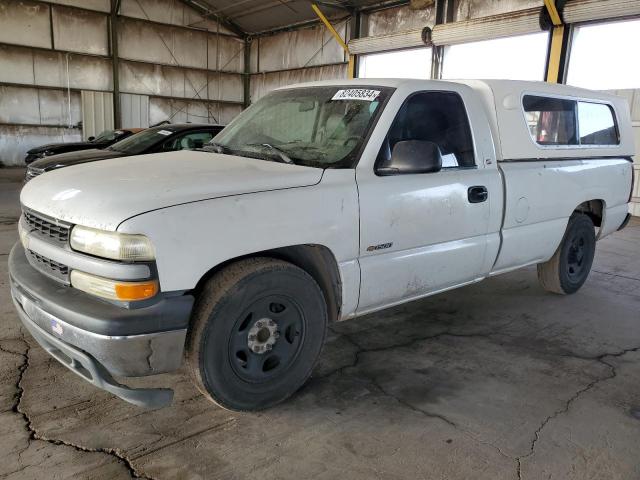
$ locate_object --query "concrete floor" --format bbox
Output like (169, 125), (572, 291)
(1, 166), (639, 480)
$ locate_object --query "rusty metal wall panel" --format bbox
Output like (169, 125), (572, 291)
(52, 5), (109, 55)
(454, 0), (542, 22)
(256, 23), (347, 73)
(46, 0), (110, 12)
(0, 44), (112, 91)
(118, 17), (209, 69)
(81, 90), (114, 139)
(0, 85), (80, 126)
(366, 4), (436, 37)
(40, 88), (82, 126)
(35, 51), (112, 91)
(0, 0), (51, 49)
(120, 93), (150, 128)
(0, 125), (81, 166)
(0, 86), (40, 124)
(210, 35), (245, 73)
(207, 73), (244, 103)
(218, 104), (242, 125)
(119, 60), (243, 104)
(148, 97), (241, 125)
(120, 61), (212, 99)
(0, 45), (35, 84)
(249, 64), (348, 102)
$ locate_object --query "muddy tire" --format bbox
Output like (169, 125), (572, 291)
(186, 257), (327, 411)
(537, 213), (596, 295)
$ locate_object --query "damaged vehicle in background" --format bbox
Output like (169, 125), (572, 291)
(10, 79), (635, 412)
(25, 123), (225, 181)
(24, 128), (144, 165)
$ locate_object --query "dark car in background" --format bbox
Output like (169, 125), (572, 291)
(25, 123), (225, 182)
(24, 128), (145, 165)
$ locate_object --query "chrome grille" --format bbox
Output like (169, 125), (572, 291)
(23, 210), (70, 244)
(25, 249), (70, 283)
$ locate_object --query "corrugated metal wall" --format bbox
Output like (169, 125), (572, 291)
(248, 22), (350, 103)
(0, 0), (243, 166)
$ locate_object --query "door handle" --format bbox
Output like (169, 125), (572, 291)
(468, 186), (488, 203)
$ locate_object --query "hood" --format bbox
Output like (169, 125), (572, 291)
(20, 150), (324, 231)
(27, 141), (101, 154)
(28, 149), (126, 171)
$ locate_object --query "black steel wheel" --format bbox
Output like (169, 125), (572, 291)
(538, 213), (596, 294)
(186, 258), (327, 411)
(228, 295), (305, 384)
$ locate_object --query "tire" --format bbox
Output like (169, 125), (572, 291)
(186, 257), (327, 411)
(537, 213), (596, 295)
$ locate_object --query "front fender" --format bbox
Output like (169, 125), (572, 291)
(117, 170), (360, 294)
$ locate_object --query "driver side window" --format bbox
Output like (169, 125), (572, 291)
(377, 91), (475, 171)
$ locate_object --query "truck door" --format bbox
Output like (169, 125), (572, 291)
(355, 89), (501, 313)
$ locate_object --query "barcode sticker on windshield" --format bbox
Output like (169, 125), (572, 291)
(332, 89), (381, 102)
(157, 130), (172, 136)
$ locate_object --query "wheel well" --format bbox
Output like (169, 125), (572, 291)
(192, 245), (343, 323)
(574, 200), (604, 227)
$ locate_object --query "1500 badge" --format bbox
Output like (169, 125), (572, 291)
(366, 242), (393, 252)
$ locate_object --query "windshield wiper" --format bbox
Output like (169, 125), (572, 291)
(203, 142), (231, 154)
(245, 143), (295, 164)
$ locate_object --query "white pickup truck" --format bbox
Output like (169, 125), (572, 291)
(10, 79), (635, 411)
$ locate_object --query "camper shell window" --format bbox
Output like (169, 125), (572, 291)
(523, 95), (619, 147)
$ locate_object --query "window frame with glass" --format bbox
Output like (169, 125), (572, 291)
(374, 90), (478, 176)
(521, 93), (620, 149)
(210, 86), (395, 169)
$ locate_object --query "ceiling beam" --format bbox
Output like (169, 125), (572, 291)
(178, 0), (247, 37)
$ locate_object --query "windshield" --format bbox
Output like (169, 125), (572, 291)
(93, 130), (124, 142)
(108, 127), (174, 154)
(212, 86), (392, 168)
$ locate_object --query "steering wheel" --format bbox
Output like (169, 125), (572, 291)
(343, 135), (361, 146)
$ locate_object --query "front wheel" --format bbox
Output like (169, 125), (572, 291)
(186, 258), (327, 411)
(537, 213), (596, 295)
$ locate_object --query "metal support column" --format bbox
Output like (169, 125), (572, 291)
(544, 0), (570, 84)
(311, 4), (354, 79)
(431, 0), (454, 79)
(110, 0), (121, 128)
(348, 11), (361, 78)
(243, 38), (251, 108)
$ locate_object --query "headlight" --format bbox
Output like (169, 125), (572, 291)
(70, 270), (158, 301)
(70, 225), (155, 261)
(17, 220), (29, 249)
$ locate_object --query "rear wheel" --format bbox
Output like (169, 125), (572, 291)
(186, 258), (327, 411)
(537, 213), (596, 295)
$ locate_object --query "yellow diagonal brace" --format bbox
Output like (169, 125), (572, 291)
(311, 3), (355, 78)
(544, 0), (562, 26)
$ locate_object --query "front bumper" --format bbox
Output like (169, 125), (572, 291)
(9, 243), (195, 408)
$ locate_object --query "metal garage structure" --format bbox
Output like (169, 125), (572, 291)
(0, 0), (638, 214)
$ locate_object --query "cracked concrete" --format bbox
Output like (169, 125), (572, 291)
(1, 167), (640, 479)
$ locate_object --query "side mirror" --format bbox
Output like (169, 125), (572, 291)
(377, 140), (443, 176)
(88, 136), (95, 142)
